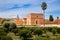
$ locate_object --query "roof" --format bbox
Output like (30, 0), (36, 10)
(28, 13), (43, 15)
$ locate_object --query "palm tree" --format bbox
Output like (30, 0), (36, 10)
(41, 2), (47, 26)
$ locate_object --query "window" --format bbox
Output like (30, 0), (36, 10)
(37, 16), (38, 17)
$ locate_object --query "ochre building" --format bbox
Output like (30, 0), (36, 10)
(0, 13), (60, 25)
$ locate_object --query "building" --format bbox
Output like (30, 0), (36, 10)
(0, 13), (60, 25)
(0, 18), (3, 25)
(27, 13), (44, 25)
(11, 13), (60, 25)
(11, 15), (23, 25)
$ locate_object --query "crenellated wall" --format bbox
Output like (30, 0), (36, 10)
(0, 13), (60, 25)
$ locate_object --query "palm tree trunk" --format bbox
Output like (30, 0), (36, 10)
(43, 10), (45, 26)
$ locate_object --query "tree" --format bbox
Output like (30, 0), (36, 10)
(9, 22), (17, 35)
(18, 29), (32, 40)
(9, 22), (17, 31)
(11, 28), (18, 35)
(57, 28), (60, 34)
(57, 16), (59, 19)
(52, 29), (56, 36)
(0, 29), (12, 40)
(34, 28), (43, 36)
(52, 27), (57, 36)
(2, 18), (10, 24)
(42, 27), (47, 34)
(0, 29), (7, 36)
(47, 27), (52, 32)
(41, 2), (47, 26)
(10, 22), (17, 29)
(2, 21), (17, 33)
(3, 21), (10, 28)
(0, 36), (12, 40)
(49, 15), (54, 21)
(3, 21), (10, 33)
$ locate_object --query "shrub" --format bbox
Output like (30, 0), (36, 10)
(9, 22), (17, 32)
(18, 29), (32, 40)
(10, 22), (17, 29)
(52, 28), (57, 36)
(0, 29), (7, 36)
(11, 28), (18, 35)
(42, 27), (47, 34)
(47, 27), (52, 32)
(34, 28), (43, 36)
(0, 36), (12, 40)
(57, 28), (60, 34)
(2, 21), (17, 33)
(3, 21), (10, 29)
(2, 18), (10, 24)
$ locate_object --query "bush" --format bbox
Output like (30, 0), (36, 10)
(11, 28), (18, 35)
(42, 27), (47, 34)
(10, 22), (17, 29)
(57, 28), (60, 34)
(0, 36), (12, 40)
(47, 27), (52, 32)
(9, 22), (17, 32)
(0, 29), (7, 36)
(52, 27), (57, 36)
(34, 28), (43, 36)
(0, 29), (13, 40)
(2, 18), (10, 24)
(3, 21), (10, 29)
(18, 29), (32, 40)
(2, 21), (17, 33)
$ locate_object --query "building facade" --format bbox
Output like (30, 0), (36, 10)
(0, 13), (60, 25)
(27, 13), (44, 25)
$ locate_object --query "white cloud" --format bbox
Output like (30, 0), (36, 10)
(0, 6), (43, 18)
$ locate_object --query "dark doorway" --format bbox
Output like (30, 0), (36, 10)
(36, 20), (38, 24)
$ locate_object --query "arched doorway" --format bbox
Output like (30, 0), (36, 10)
(35, 19), (39, 24)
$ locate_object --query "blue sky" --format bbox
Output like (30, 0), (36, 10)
(0, 0), (60, 19)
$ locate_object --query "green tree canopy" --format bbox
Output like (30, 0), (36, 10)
(2, 21), (17, 33)
(18, 29), (32, 40)
(49, 15), (54, 21)
(57, 16), (59, 19)
(41, 2), (47, 11)
(2, 18), (10, 24)
(34, 28), (43, 36)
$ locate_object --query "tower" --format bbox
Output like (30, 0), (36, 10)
(17, 15), (19, 20)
